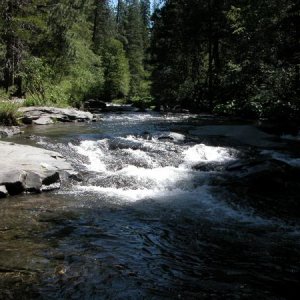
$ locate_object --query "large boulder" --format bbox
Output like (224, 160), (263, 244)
(0, 141), (75, 196)
(18, 107), (94, 125)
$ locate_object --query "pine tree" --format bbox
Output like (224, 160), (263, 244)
(123, 0), (147, 98)
(0, 0), (50, 96)
(93, 0), (115, 53)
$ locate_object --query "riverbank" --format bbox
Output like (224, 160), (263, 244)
(0, 106), (95, 198)
(0, 105), (98, 135)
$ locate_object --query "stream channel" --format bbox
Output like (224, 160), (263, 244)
(1, 112), (300, 299)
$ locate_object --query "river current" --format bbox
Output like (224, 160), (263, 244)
(1, 113), (300, 299)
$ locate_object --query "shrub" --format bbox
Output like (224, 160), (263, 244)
(0, 102), (21, 126)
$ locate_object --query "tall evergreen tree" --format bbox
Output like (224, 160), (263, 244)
(124, 0), (146, 98)
(93, 0), (114, 53)
(0, 0), (49, 96)
(92, 0), (130, 101)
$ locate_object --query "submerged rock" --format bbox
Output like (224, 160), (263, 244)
(224, 158), (300, 219)
(18, 107), (94, 125)
(0, 141), (75, 197)
(156, 132), (186, 142)
(189, 125), (280, 147)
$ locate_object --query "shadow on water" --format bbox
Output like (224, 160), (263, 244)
(1, 113), (300, 299)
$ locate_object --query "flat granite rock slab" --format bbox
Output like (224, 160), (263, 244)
(18, 106), (94, 124)
(33, 116), (54, 125)
(0, 141), (74, 196)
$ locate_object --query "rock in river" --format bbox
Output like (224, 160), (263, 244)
(224, 158), (300, 219)
(189, 125), (280, 147)
(0, 185), (8, 198)
(0, 141), (75, 197)
(0, 126), (22, 138)
(18, 106), (94, 125)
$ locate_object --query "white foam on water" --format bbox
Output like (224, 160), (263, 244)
(123, 149), (160, 168)
(121, 135), (179, 154)
(71, 138), (238, 177)
(70, 140), (108, 172)
(101, 113), (198, 122)
(72, 185), (275, 226)
(66, 137), (298, 227)
(116, 165), (205, 190)
(182, 144), (237, 167)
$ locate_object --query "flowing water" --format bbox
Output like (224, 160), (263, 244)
(1, 113), (300, 299)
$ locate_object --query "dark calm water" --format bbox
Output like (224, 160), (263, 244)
(1, 113), (300, 299)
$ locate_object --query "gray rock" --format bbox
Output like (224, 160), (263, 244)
(0, 185), (8, 198)
(33, 116), (54, 125)
(0, 141), (75, 196)
(155, 132), (185, 142)
(92, 114), (102, 122)
(18, 107), (94, 125)
(0, 126), (22, 139)
(24, 171), (43, 192)
(0, 170), (26, 195)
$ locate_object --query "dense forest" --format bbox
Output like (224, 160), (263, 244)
(0, 0), (152, 108)
(0, 0), (300, 121)
(151, 0), (300, 120)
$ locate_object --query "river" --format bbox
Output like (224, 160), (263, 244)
(1, 112), (300, 299)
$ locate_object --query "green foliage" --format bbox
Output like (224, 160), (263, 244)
(102, 39), (130, 100)
(64, 21), (104, 107)
(151, 0), (300, 121)
(0, 89), (10, 101)
(0, 102), (21, 126)
(131, 94), (154, 110)
(21, 56), (53, 102)
(0, 0), (151, 108)
(123, 0), (149, 99)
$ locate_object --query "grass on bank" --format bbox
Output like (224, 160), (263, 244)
(0, 102), (21, 126)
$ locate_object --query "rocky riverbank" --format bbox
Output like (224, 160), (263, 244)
(0, 141), (75, 198)
(0, 107), (98, 198)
